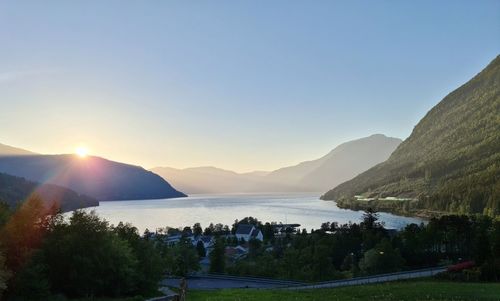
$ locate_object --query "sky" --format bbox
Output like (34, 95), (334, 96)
(1, 1), (499, 172)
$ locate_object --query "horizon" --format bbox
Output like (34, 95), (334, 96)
(1, 132), (402, 173)
(1, 1), (499, 172)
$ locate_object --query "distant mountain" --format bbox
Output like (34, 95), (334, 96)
(0, 172), (98, 211)
(242, 171), (270, 177)
(0, 154), (186, 201)
(0, 143), (37, 156)
(322, 55), (500, 216)
(266, 134), (402, 191)
(151, 166), (294, 194)
(152, 134), (401, 194)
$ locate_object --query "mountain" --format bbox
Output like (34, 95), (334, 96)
(0, 154), (186, 201)
(152, 134), (401, 194)
(266, 134), (402, 191)
(0, 143), (37, 156)
(322, 56), (500, 216)
(0, 172), (98, 211)
(150, 166), (294, 194)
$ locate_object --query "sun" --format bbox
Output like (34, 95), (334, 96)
(75, 146), (89, 158)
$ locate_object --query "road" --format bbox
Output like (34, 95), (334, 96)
(162, 274), (303, 290)
(287, 267), (447, 290)
(162, 267), (447, 290)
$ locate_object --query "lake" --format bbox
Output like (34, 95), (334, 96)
(76, 193), (423, 233)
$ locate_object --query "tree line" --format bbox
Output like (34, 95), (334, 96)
(221, 212), (500, 282)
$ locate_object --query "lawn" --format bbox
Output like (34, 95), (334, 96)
(187, 280), (500, 301)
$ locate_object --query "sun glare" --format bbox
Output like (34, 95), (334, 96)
(75, 146), (89, 158)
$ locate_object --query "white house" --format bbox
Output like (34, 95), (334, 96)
(165, 234), (182, 246)
(235, 224), (263, 242)
(191, 235), (215, 249)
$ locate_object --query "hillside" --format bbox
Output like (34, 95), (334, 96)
(266, 134), (402, 191)
(0, 143), (36, 156)
(0, 154), (186, 201)
(322, 56), (500, 216)
(152, 134), (401, 194)
(0, 172), (98, 211)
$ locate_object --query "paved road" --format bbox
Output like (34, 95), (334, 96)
(162, 274), (303, 290)
(162, 267), (447, 290)
(287, 267), (447, 290)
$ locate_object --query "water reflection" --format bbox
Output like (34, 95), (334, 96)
(73, 193), (423, 233)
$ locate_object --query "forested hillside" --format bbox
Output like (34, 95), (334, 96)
(322, 56), (500, 216)
(0, 172), (98, 211)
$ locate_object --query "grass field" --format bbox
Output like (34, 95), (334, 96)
(187, 280), (500, 301)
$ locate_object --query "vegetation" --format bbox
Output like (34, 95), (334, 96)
(223, 213), (500, 282)
(0, 172), (98, 211)
(0, 196), (190, 300)
(0, 195), (498, 300)
(322, 55), (500, 217)
(187, 280), (500, 301)
(0, 250), (10, 297)
(210, 239), (226, 273)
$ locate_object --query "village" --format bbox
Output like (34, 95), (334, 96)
(150, 220), (301, 271)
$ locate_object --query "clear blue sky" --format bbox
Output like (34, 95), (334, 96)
(1, 1), (499, 171)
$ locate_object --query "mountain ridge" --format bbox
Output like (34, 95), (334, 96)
(153, 134), (402, 194)
(0, 154), (187, 201)
(321, 55), (500, 216)
(0, 143), (37, 156)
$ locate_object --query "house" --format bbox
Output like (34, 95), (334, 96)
(165, 234), (182, 246)
(191, 235), (215, 249)
(235, 224), (263, 242)
(225, 245), (248, 260)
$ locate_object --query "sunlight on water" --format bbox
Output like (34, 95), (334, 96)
(72, 194), (423, 233)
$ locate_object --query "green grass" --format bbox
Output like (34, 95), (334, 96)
(44, 289), (163, 301)
(187, 280), (500, 301)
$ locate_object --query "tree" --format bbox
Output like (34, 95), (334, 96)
(8, 251), (50, 300)
(209, 239), (225, 273)
(248, 238), (262, 258)
(0, 202), (10, 228)
(193, 223), (203, 236)
(41, 210), (139, 297)
(0, 195), (56, 273)
(262, 223), (274, 241)
(171, 238), (199, 276)
(196, 241), (206, 258)
(311, 245), (337, 281)
(361, 208), (382, 231)
(204, 223), (214, 236)
(359, 239), (404, 275)
(114, 222), (166, 294)
(0, 250), (11, 299)
(182, 226), (192, 236)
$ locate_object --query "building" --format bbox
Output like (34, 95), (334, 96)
(192, 235), (215, 249)
(225, 245), (248, 261)
(165, 234), (182, 246)
(235, 224), (263, 242)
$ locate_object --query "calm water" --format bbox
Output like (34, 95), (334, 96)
(77, 193), (423, 232)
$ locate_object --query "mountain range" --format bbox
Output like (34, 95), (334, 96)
(322, 55), (500, 216)
(0, 154), (186, 202)
(152, 134), (402, 194)
(0, 143), (37, 156)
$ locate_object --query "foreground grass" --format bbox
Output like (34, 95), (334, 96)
(187, 280), (500, 301)
(46, 297), (144, 301)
